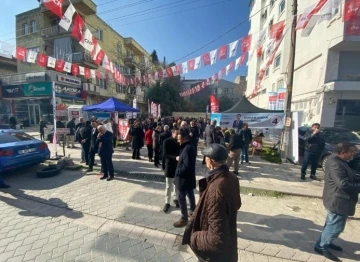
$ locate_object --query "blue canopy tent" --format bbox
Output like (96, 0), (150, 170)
(83, 97), (140, 112)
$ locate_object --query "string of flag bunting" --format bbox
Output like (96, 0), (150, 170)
(2, 0), (358, 98)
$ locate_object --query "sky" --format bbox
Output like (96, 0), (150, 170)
(0, 0), (250, 82)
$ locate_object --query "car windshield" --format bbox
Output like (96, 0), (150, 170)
(0, 132), (35, 143)
(322, 131), (360, 144)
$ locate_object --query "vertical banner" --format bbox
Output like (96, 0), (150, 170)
(132, 98), (138, 119)
(150, 102), (161, 118)
(209, 95), (219, 113)
(210, 113), (222, 127)
(268, 92), (278, 110)
(52, 81), (57, 156)
(276, 88), (287, 110)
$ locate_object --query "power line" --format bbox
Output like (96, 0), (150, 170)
(110, 0), (230, 27)
(97, 0), (156, 15)
(173, 0), (279, 62)
(97, 0), (152, 7)
(104, 0), (196, 22)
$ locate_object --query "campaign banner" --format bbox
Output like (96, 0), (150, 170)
(210, 113), (222, 127)
(213, 112), (285, 129)
(118, 118), (130, 141)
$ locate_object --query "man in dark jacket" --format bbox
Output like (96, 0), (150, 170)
(314, 142), (360, 261)
(9, 115), (17, 129)
(79, 121), (92, 165)
(190, 121), (200, 154)
(182, 143), (241, 262)
(97, 125), (115, 181)
(111, 119), (118, 149)
(75, 118), (85, 163)
(202, 120), (217, 165)
(160, 125), (172, 170)
(239, 123), (252, 164)
(173, 128), (197, 228)
(227, 129), (243, 175)
(301, 123), (325, 181)
(232, 114), (243, 134)
(162, 129), (180, 213)
(66, 118), (76, 148)
(86, 121), (99, 172)
(130, 121), (145, 160)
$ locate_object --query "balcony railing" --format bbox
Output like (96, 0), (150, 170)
(41, 25), (71, 39)
(72, 52), (97, 68)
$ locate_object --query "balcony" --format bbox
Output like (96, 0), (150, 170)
(42, 0), (96, 16)
(41, 26), (71, 39)
(72, 52), (98, 69)
(124, 38), (147, 56)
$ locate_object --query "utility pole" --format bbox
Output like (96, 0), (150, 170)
(281, 0), (298, 161)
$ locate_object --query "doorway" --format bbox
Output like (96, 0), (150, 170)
(28, 104), (40, 125)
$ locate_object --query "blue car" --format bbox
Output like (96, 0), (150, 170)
(0, 129), (50, 173)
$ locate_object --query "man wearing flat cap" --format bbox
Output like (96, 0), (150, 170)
(182, 143), (241, 262)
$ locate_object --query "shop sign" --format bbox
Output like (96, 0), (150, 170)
(26, 72), (46, 83)
(1, 85), (25, 98)
(57, 75), (81, 86)
(23, 82), (52, 96)
(54, 83), (81, 97)
(56, 110), (67, 117)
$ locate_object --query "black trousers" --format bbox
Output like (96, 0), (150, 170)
(154, 148), (160, 165)
(88, 149), (96, 170)
(146, 145), (153, 159)
(132, 148), (140, 159)
(113, 138), (117, 148)
(82, 144), (90, 165)
(40, 131), (45, 140)
(101, 154), (114, 177)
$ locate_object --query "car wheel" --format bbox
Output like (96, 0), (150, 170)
(36, 166), (61, 178)
(322, 155), (330, 172)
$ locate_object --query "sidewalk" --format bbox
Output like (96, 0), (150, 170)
(45, 142), (324, 198)
(1, 168), (359, 262)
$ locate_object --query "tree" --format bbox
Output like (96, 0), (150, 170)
(162, 56), (166, 68)
(146, 76), (186, 116)
(193, 99), (208, 112)
(219, 96), (235, 111)
(151, 50), (159, 64)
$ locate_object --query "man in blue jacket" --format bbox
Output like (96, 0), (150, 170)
(97, 125), (114, 181)
(173, 128), (197, 227)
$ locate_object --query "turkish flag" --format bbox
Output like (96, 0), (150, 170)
(270, 21), (285, 40)
(166, 67), (174, 77)
(221, 67), (226, 77)
(256, 46), (263, 57)
(44, 0), (64, 18)
(218, 45), (228, 60)
(71, 14), (85, 41)
(37, 53), (48, 67)
(202, 53), (211, 66)
(344, 0), (360, 22)
(188, 59), (195, 71)
(15, 46), (27, 61)
(71, 64), (79, 76)
(240, 53), (247, 65)
(94, 49), (105, 65)
(84, 68), (90, 79)
(55, 59), (65, 72)
(95, 71), (101, 79)
(175, 64), (182, 74)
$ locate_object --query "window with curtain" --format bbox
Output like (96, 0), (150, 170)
(22, 23), (28, 35)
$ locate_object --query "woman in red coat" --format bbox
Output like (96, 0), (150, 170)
(145, 126), (154, 162)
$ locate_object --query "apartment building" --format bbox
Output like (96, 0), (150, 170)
(247, 0), (360, 130)
(0, 0), (153, 124)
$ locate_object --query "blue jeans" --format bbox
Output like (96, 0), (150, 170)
(241, 143), (249, 163)
(316, 210), (347, 250)
(301, 150), (319, 176)
(81, 145), (85, 161)
(178, 189), (196, 220)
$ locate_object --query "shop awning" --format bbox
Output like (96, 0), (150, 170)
(83, 96), (139, 112)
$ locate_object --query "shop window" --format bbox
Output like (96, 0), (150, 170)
(22, 23), (28, 35)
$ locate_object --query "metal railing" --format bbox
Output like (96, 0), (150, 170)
(40, 25), (70, 38)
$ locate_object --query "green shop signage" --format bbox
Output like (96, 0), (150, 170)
(22, 82), (52, 96)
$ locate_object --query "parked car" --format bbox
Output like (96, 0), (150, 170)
(0, 129), (50, 173)
(298, 126), (360, 172)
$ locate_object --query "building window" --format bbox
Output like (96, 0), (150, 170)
(261, 10), (268, 20)
(268, 18), (273, 34)
(117, 43), (122, 55)
(261, 52), (264, 62)
(277, 79), (284, 89)
(224, 88), (229, 94)
(274, 54), (281, 69)
(271, 83), (276, 92)
(265, 68), (269, 76)
(30, 20), (36, 33)
(279, 0), (285, 14)
(22, 23), (28, 35)
(97, 78), (107, 89)
(270, 0), (275, 9)
(96, 29), (103, 41)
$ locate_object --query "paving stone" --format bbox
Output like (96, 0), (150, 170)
(52, 244), (69, 258)
(0, 236), (15, 247)
(23, 247), (42, 261)
(63, 248), (81, 261)
(6, 255), (25, 262)
(0, 250), (15, 261)
(41, 241), (58, 254)
(14, 244), (32, 257)
(5, 240), (24, 252)
(35, 252), (53, 262)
